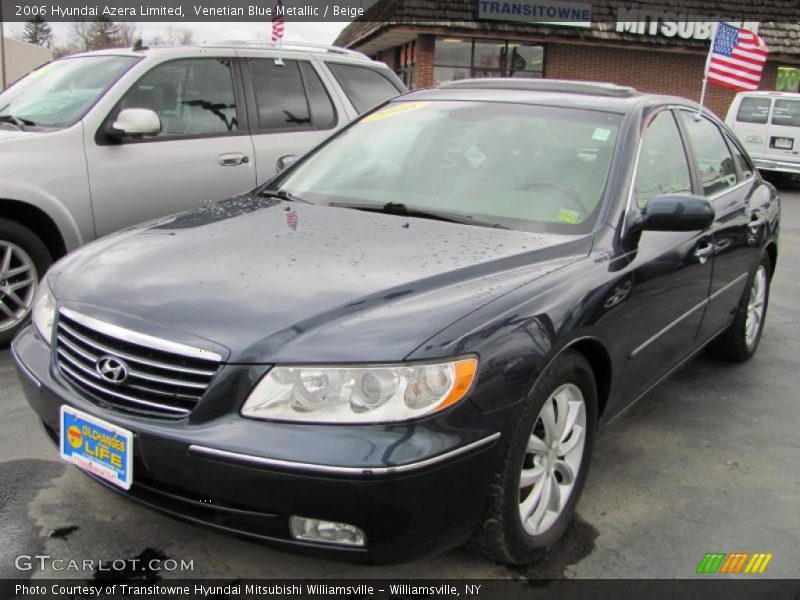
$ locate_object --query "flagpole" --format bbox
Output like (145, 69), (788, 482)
(698, 22), (720, 119)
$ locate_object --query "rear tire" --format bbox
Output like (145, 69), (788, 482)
(709, 252), (772, 362)
(470, 350), (597, 565)
(0, 218), (52, 347)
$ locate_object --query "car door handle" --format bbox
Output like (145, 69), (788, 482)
(218, 153), (249, 166)
(694, 243), (714, 264)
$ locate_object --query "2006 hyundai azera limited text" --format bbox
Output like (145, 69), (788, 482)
(13, 80), (780, 565)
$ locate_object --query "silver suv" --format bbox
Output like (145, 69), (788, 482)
(0, 41), (405, 344)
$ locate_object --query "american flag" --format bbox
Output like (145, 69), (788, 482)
(272, 0), (285, 42)
(706, 23), (768, 92)
(286, 209), (298, 231)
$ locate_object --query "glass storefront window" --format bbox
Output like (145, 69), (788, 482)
(434, 37), (545, 83)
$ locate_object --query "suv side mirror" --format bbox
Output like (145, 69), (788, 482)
(276, 154), (298, 174)
(640, 194), (715, 233)
(109, 108), (161, 138)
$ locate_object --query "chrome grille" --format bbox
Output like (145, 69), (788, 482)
(55, 310), (221, 418)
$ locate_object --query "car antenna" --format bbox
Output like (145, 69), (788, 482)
(132, 39), (148, 52)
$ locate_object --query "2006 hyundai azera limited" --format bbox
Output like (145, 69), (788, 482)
(13, 79), (780, 565)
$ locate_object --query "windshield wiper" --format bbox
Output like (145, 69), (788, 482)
(0, 114), (36, 129)
(259, 189), (312, 204)
(329, 201), (507, 229)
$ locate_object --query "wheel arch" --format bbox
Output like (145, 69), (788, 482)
(561, 337), (613, 419)
(765, 241), (777, 277)
(0, 199), (70, 261)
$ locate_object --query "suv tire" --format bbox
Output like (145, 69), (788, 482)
(0, 218), (52, 347)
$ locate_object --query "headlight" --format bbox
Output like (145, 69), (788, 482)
(241, 358), (478, 424)
(31, 279), (56, 345)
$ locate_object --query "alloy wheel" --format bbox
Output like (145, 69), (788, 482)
(745, 265), (767, 348)
(519, 383), (587, 536)
(0, 241), (38, 333)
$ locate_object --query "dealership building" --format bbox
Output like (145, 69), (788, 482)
(334, 0), (800, 116)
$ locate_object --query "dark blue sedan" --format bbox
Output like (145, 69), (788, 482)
(13, 79), (779, 565)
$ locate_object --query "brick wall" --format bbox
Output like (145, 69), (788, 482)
(414, 34), (435, 90)
(546, 43), (781, 118)
(410, 36), (784, 118)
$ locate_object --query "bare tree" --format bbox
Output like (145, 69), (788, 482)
(149, 27), (195, 47)
(68, 21), (93, 52)
(116, 22), (140, 47)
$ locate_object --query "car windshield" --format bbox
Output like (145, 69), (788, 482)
(278, 100), (623, 234)
(0, 55), (139, 129)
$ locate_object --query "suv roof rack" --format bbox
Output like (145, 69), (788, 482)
(206, 40), (371, 60)
(439, 79), (639, 98)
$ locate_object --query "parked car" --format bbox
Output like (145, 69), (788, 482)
(13, 79), (779, 565)
(725, 90), (800, 176)
(0, 41), (405, 345)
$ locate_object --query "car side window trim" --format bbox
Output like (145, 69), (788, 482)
(95, 56), (248, 146)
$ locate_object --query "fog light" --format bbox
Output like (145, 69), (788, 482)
(289, 516), (366, 547)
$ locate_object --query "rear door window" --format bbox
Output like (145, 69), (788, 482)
(326, 63), (402, 114)
(736, 96), (771, 124)
(249, 59), (337, 131)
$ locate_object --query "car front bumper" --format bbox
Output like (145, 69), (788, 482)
(11, 326), (507, 564)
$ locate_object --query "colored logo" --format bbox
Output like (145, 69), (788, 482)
(697, 552), (773, 574)
(95, 356), (129, 384)
(66, 425), (82, 449)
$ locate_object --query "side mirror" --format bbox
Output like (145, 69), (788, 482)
(640, 194), (715, 233)
(276, 154), (298, 174)
(109, 108), (161, 138)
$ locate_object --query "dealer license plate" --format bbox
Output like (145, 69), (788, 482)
(772, 137), (794, 150)
(60, 405), (133, 490)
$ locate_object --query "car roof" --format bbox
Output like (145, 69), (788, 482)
(400, 79), (700, 115)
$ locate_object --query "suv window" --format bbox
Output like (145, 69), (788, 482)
(326, 63), (401, 114)
(249, 59), (336, 131)
(736, 96), (771, 124)
(679, 112), (738, 197)
(119, 58), (239, 138)
(634, 111), (692, 208)
(771, 99), (800, 127)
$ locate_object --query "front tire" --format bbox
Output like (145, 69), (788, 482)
(0, 218), (52, 347)
(710, 252), (772, 362)
(470, 350), (598, 565)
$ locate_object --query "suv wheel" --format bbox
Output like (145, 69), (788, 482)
(0, 218), (52, 347)
(470, 350), (597, 565)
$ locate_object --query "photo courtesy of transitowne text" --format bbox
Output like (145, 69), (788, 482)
(0, 0), (799, 599)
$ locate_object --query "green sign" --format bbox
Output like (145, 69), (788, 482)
(777, 67), (800, 92)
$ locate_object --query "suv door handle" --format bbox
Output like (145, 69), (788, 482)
(218, 153), (249, 166)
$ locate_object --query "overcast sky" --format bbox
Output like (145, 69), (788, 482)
(8, 21), (349, 47)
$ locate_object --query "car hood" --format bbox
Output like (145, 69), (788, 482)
(52, 194), (589, 362)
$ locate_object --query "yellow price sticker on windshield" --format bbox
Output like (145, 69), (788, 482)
(557, 208), (582, 224)
(362, 101), (430, 124)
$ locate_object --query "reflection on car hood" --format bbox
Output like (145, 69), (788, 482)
(53, 194), (587, 362)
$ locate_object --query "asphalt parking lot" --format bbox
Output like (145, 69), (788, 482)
(1, 182), (798, 581)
